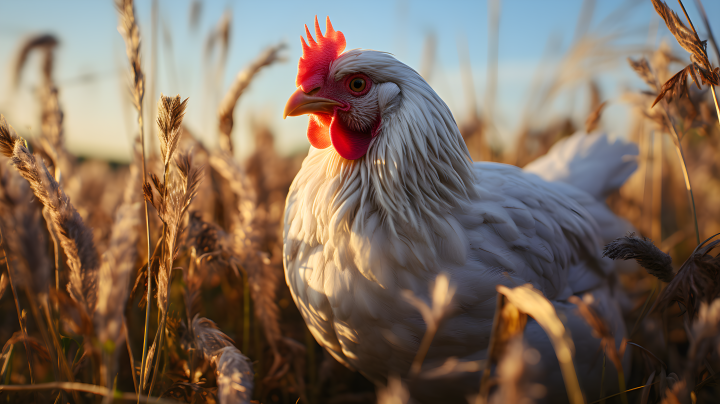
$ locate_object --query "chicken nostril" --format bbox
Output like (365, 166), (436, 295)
(307, 87), (321, 96)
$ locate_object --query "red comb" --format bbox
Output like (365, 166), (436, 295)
(296, 16), (346, 90)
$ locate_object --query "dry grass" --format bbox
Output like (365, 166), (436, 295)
(1, 1), (720, 404)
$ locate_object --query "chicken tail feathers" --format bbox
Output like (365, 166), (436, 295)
(523, 131), (638, 201)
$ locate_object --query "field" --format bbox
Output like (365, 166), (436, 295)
(1, 0), (720, 403)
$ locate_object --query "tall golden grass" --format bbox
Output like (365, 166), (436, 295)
(0, 0), (719, 403)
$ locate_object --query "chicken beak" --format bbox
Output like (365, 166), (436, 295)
(283, 87), (342, 119)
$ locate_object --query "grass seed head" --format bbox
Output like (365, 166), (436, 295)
(157, 94), (189, 167)
(659, 237), (720, 320)
(603, 232), (674, 282)
(212, 346), (254, 404)
(192, 315), (234, 360)
(489, 295), (528, 363)
(13, 34), (58, 87)
(0, 115), (23, 158)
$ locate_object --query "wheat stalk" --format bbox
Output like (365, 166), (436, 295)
(210, 151), (289, 378)
(0, 115), (95, 403)
(94, 142), (142, 394)
(0, 156), (51, 298)
(151, 95), (192, 316)
(629, 56), (701, 245)
(0, 115), (98, 313)
(217, 43), (285, 152)
(0, 143), (58, 390)
(1, 245), (36, 385)
(115, 0), (155, 395)
(144, 95), (199, 394)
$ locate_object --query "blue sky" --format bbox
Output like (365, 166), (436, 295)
(0, 0), (717, 161)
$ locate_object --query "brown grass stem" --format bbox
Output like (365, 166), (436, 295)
(403, 274), (455, 379)
(499, 284), (583, 404)
(675, 0), (697, 36)
(710, 86), (720, 123)
(218, 44), (285, 152)
(115, 0), (152, 395)
(41, 207), (61, 346)
(147, 310), (167, 397)
(478, 292), (503, 402)
(588, 381), (660, 404)
(617, 369), (628, 404)
(676, 0), (720, 127)
(694, 366), (719, 390)
(24, 296), (57, 380)
(35, 296), (82, 404)
(145, 94), (191, 396)
(243, 275), (250, 356)
(0, 381), (181, 404)
(651, 131), (662, 242)
(408, 323), (438, 378)
(667, 128), (700, 244)
(0, 117), (99, 314)
(655, 98), (701, 244)
(692, 0), (720, 127)
(150, 0), (158, 153)
(630, 281), (660, 337)
(138, 118), (152, 395)
(123, 321), (138, 395)
(2, 246), (35, 384)
(38, 299), (75, 381)
(650, 0), (717, 242)
(185, 247), (198, 384)
(0, 215), (56, 397)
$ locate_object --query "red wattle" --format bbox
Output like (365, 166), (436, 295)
(329, 114), (374, 160)
(307, 114), (332, 149)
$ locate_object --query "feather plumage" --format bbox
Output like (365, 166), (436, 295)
(283, 47), (637, 403)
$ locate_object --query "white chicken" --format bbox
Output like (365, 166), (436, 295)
(282, 17), (637, 403)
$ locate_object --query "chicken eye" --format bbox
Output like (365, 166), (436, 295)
(349, 77), (366, 93)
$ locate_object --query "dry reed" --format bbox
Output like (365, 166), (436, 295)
(217, 43), (286, 152)
(0, 273), (7, 300)
(401, 273), (456, 377)
(115, 1), (156, 395)
(210, 151), (286, 377)
(496, 284), (583, 404)
(0, 115), (98, 313)
(604, 232), (675, 282)
(0, 152), (51, 297)
(212, 346), (254, 404)
(487, 336), (537, 404)
(658, 235), (720, 320)
(94, 143), (142, 393)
